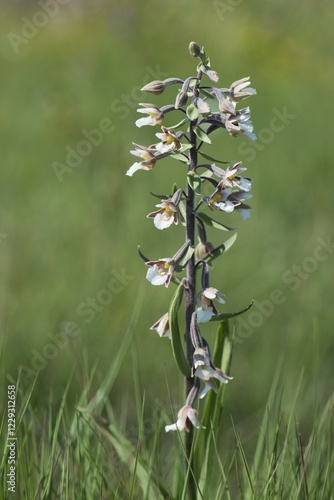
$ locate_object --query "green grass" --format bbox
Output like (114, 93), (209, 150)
(1, 320), (333, 498)
(1, 1), (334, 497)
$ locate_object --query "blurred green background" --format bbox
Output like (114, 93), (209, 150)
(1, 0), (333, 433)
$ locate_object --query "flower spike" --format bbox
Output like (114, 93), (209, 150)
(127, 42), (257, 445)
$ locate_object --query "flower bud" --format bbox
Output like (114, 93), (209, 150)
(141, 80), (165, 95)
(188, 41), (201, 58)
(175, 90), (188, 109)
(195, 241), (214, 261)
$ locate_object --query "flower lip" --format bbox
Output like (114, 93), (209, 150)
(146, 259), (174, 287)
(147, 198), (179, 230)
(196, 287), (225, 322)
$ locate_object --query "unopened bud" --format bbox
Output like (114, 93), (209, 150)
(206, 69), (219, 83)
(189, 41), (201, 58)
(195, 241), (214, 261)
(175, 90), (188, 109)
(141, 80), (165, 95)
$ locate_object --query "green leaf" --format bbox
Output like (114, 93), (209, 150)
(210, 300), (254, 322)
(197, 62), (206, 74)
(149, 191), (169, 200)
(167, 117), (189, 130)
(186, 103), (199, 121)
(203, 233), (238, 264)
(198, 151), (230, 164)
(168, 282), (190, 377)
(195, 211), (234, 231)
(193, 126), (211, 144)
(178, 201), (187, 226)
(187, 171), (202, 195)
(199, 88), (216, 100)
(172, 183), (178, 194)
(179, 143), (193, 153)
(170, 153), (189, 163)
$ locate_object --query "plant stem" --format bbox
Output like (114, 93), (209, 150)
(184, 71), (201, 500)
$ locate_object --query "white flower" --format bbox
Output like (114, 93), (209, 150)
(212, 162), (252, 192)
(154, 126), (181, 154)
(146, 259), (174, 287)
(135, 103), (164, 128)
(196, 287), (225, 323)
(126, 143), (156, 176)
(147, 200), (178, 230)
(206, 181), (252, 217)
(165, 405), (204, 433)
(193, 345), (232, 399)
(207, 186), (235, 213)
(225, 107), (257, 141)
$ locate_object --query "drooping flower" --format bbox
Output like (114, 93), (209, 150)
(135, 103), (164, 128)
(146, 258), (174, 287)
(229, 77), (257, 103)
(225, 107), (257, 141)
(145, 240), (191, 288)
(147, 200), (178, 230)
(147, 189), (182, 230)
(154, 126), (181, 153)
(206, 185), (235, 214)
(193, 342), (232, 399)
(126, 143), (157, 176)
(165, 404), (203, 433)
(205, 180), (252, 217)
(196, 287), (225, 323)
(150, 313), (170, 339)
(211, 162), (252, 192)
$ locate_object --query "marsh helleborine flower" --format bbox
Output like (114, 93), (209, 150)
(165, 404), (204, 433)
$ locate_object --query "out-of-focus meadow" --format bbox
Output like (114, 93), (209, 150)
(1, 0), (333, 458)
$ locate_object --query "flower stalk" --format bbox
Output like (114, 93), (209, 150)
(127, 41), (257, 498)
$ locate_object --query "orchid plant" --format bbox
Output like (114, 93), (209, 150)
(126, 41), (256, 478)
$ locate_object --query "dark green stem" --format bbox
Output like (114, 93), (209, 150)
(184, 70), (202, 500)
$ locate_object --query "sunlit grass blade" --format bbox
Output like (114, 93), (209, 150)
(82, 408), (167, 500)
(231, 415), (254, 497)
